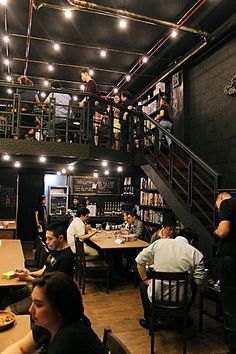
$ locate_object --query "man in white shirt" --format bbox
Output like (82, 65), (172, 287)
(67, 207), (99, 256)
(136, 228), (207, 329)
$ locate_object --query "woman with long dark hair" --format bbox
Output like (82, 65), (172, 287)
(2, 272), (105, 354)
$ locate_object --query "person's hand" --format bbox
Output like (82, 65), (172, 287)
(79, 101), (85, 108)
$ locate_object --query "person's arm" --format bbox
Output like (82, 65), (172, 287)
(34, 210), (40, 227)
(215, 220), (231, 239)
(1, 331), (37, 354)
(155, 109), (164, 121)
(79, 229), (98, 241)
(135, 220), (145, 238)
(137, 263), (151, 286)
(192, 253), (207, 287)
(17, 265), (46, 281)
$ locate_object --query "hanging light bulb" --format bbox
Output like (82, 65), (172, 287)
(104, 170), (109, 175)
(142, 56), (148, 64)
(40, 92), (46, 98)
(171, 30), (178, 38)
(64, 10), (72, 18)
(100, 49), (107, 58)
(39, 156), (46, 163)
(3, 35), (9, 43)
(2, 153), (10, 161)
(89, 69), (94, 76)
(53, 42), (60, 51)
(113, 87), (118, 94)
(14, 161), (21, 168)
(3, 58), (10, 66)
(125, 74), (131, 82)
(80, 84), (85, 91)
(119, 18), (127, 29)
(7, 88), (12, 94)
(117, 166), (123, 172)
(44, 80), (49, 87)
(6, 75), (12, 82)
(61, 168), (66, 174)
(72, 95), (78, 101)
(68, 165), (74, 171)
(93, 172), (99, 178)
(48, 64), (54, 72)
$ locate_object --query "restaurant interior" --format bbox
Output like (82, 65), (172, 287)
(0, 0), (236, 353)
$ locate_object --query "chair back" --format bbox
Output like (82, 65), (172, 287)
(150, 271), (188, 309)
(103, 328), (131, 354)
(74, 236), (86, 268)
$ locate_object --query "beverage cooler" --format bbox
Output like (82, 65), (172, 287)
(48, 186), (68, 215)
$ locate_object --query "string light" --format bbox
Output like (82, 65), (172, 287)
(102, 161), (108, 167)
(14, 161), (21, 168)
(7, 88), (12, 94)
(48, 64), (54, 72)
(171, 30), (178, 38)
(100, 49), (107, 58)
(119, 18), (127, 29)
(6, 75), (12, 82)
(113, 88), (118, 94)
(125, 74), (131, 82)
(0, 0), (8, 6)
(3, 58), (10, 65)
(64, 10), (72, 18)
(2, 35), (9, 43)
(53, 42), (60, 51)
(104, 170), (109, 175)
(2, 153), (10, 161)
(39, 156), (46, 163)
(142, 56), (148, 64)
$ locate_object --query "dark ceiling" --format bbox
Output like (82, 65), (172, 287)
(1, 0), (236, 98)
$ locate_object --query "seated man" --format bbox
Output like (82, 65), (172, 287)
(136, 228), (207, 329)
(4, 222), (75, 314)
(67, 207), (99, 256)
(127, 210), (149, 242)
(150, 215), (177, 243)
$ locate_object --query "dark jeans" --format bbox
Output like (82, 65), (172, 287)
(219, 256), (236, 351)
(139, 281), (151, 322)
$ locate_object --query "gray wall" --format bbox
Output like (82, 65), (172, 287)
(184, 33), (236, 187)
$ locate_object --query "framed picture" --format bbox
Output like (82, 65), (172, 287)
(172, 72), (180, 88)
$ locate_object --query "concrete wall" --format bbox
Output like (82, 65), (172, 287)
(184, 33), (236, 187)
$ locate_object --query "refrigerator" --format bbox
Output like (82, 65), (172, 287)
(48, 186), (68, 215)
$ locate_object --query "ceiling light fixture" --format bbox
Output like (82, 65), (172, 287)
(39, 156), (46, 163)
(57, 171), (61, 175)
(64, 10), (72, 18)
(14, 161), (21, 168)
(104, 170), (109, 175)
(48, 64), (54, 72)
(3, 35), (9, 43)
(117, 166), (123, 172)
(7, 88), (12, 94)
(119, 18), (127, 29)
(44, 80), (49, 86)
(100, 50), (107, 58)
(93, 172), (99, 178)
(6, 75), (12, 82)
(61, 168), (66, 174)
(53, 42), (60, 51)
(171, 30), (178, 38)
(3, 58), (10, 66)
(89, 69), (94, 76)
(125, 74), (131, 82)
(80, 84), (85, 91)
(142, 56), (148, 64)
(2, 153), (10, 161)
(0, 0), (7, 6)
(68, 165), (74, 171)
(72, 95), (78, 101)
(102, 161), (108, 167)
(113, 87), (118, 94)
(40, 92), (46, 98)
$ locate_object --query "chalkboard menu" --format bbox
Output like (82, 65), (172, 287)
(71, 176), (120, 195)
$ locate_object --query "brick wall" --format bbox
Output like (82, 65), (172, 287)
(184, 33), (236, 187)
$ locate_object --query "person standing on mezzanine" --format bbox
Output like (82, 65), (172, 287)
(155, 95), (173, 150)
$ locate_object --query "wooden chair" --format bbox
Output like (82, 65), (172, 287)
(149, 271), (189, 354)
(25, 235), (48, 270)
(103, 328), (131, 354)
(74, 236), (110, 294)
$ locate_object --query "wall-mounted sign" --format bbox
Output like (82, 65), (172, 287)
(71, 176), (120, 195)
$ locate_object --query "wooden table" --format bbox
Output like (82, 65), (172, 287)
(90, 230), (149, 250)
(0, 220), (16, 239)
(0, 240), (26, 287)
(0, 315), (30, 352)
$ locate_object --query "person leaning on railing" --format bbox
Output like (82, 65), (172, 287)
(154, 95), (173, 150)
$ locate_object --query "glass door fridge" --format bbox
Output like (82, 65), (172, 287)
(48, 186), (68, 215)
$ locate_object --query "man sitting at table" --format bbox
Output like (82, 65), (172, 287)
(67, 207), (99, 256)
(127, 210), (150, 242)
(150, 215), (177, 243)
(136, 228), (207, 329)
(3, 222), (75, 314)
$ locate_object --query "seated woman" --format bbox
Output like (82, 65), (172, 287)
(2, 272), (105, 354)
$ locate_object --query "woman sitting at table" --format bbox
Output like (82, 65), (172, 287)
(2, 272), (105, 354)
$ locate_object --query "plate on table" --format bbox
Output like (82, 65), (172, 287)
(0, 311), (15, 331)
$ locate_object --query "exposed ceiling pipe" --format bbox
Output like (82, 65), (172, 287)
(24, 0), (34, 75)
(136, 11), (236, 100)
(33, 0), (208, 36)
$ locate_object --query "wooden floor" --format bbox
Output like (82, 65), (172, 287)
(82, 281), (228, 354)
(22, 242), (228, 354)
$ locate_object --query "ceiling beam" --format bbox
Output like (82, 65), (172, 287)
(33, 0), (208, 37)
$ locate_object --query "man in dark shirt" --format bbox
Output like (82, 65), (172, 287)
(215, 192), (236, 354)
(4, 222), (75, 314)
